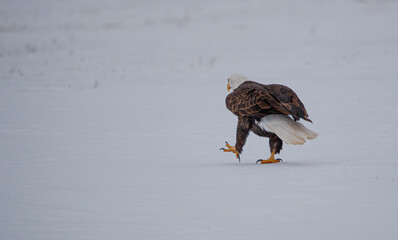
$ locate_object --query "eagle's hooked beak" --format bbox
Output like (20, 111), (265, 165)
(227, 82), (231, 92)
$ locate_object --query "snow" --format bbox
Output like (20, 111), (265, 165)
(1, 0), (398, 239)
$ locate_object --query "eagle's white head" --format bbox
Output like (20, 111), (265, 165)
(227, 73), (249, 91)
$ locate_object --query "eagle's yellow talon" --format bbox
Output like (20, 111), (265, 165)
(257, 158), (281, 164)
(256, 151), (281, 164)
(221, 141), (240, 161)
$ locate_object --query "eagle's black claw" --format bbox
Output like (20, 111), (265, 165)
(256, 159), (262, 164)
(220, 141), (228, 151)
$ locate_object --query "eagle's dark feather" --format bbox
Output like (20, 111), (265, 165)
(226, 81), (312, 122)
(226, 81), (312, 155)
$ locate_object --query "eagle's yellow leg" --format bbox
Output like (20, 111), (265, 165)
(257, 151), (281, 164)
(220, 142), (240, 160)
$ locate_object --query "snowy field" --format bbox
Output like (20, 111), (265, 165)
(1, 0), (398, 239)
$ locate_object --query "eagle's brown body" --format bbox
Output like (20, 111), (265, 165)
(225, 81), (312, 155)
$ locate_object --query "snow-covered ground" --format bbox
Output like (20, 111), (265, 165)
(1, 0), (398, 239)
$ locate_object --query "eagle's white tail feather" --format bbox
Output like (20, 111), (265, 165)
(257, 115), (318, 145)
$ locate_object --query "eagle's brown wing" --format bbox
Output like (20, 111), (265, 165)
(226, 81), (312, 122)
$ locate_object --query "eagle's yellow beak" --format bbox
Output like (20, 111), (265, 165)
(227, 82), (231, 92)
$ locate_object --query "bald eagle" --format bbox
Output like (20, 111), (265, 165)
(221, 74), (318, 164)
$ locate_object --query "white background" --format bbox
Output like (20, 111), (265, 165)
(1, 0), (398, 239)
